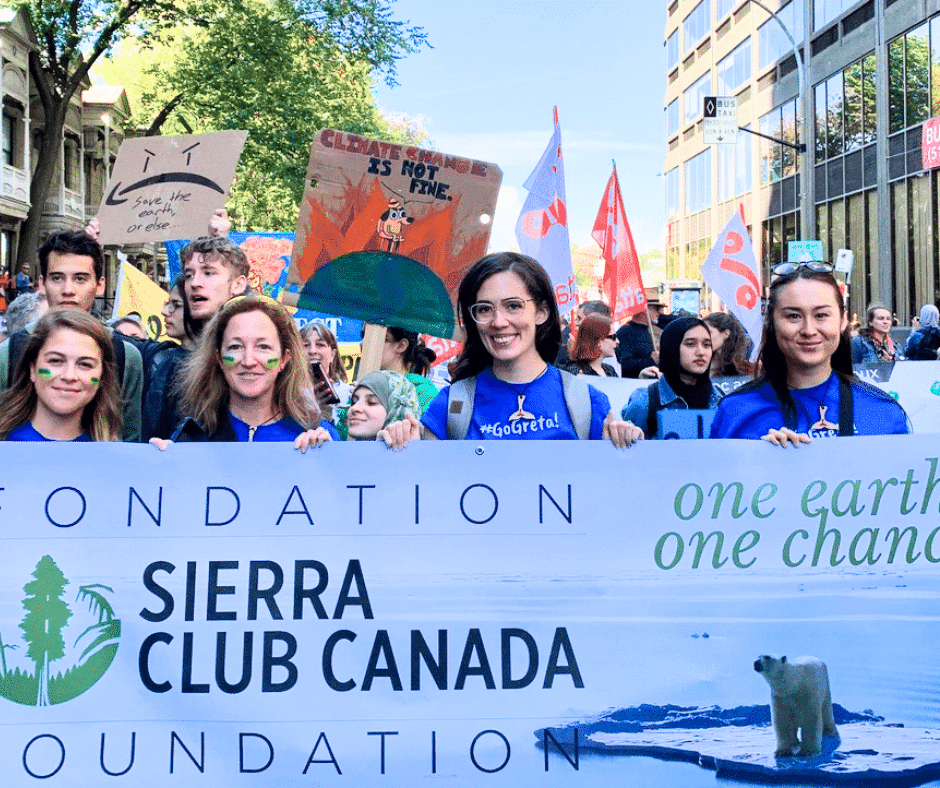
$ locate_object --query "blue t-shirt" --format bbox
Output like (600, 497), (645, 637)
(421, 366), (610, 440)
(709, 373), (910, 439)
(229, 414), (340, 442)
(6, 423), (92, 442)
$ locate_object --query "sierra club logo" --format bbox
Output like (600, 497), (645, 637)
(0, 555), (120, 706)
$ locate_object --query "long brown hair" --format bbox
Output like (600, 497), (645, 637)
(570, 313), (612, 363)
(177, 296), (320, 434)
(0, 310), (122, 440)
(451, 252), (561, 382)
(757, 269), (853, 427)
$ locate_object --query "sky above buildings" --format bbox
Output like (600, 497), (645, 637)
(375, 0), (668, 255)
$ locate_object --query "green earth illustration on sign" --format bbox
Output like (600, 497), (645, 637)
(0, 555), (120, 706)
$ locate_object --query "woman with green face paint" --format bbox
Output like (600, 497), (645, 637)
(0, 310), (123, 441)
(160, 295), (339, 449)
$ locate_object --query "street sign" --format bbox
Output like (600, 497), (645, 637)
(787, 240), (824, 262)
(703, 96), (737, 144)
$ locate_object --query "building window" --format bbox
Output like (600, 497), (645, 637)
(666, 99), (679, 139)
(814, 0), (860, 31)
(684, 71), (712, 126)
(760, 98), (799, 186)
(758, 0), (804, 71)
(888, 20), (935, 136)
(2, 113), (15, 166)
(665, 167), (679, 220)
(685, 148), (712, 214)
(716, 0), (734, 22)
(683, 0), (711, 56)
(815, 54), (875, 163)
(717, 37), (751, 95)
(667, 30), (679, 71)
(63, 140), (76, 190)
(717, 125), (752, 202)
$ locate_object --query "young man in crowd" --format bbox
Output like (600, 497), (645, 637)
(0, 230), (144, 441)
(142, 232), (250, 440)
(616, 298), (665, 379)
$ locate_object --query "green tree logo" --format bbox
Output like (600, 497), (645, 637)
(0, 555), (120, 706)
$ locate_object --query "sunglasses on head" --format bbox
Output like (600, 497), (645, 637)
(770, 260), (835, 280)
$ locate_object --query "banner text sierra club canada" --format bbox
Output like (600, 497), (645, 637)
(1, 438), (939, 785)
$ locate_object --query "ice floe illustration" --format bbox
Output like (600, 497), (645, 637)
(538, 704), (940, 785)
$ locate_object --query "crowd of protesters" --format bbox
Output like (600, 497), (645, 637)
(0, 219), (931, 447)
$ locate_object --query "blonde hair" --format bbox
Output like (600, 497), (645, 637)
(0, 310), (122, 441)
(176, 296), (320, 434)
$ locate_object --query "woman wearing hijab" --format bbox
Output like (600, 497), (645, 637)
(904, 304), (940, 360)
(621, 316), (721, 439)
(345, 370), (422, 444)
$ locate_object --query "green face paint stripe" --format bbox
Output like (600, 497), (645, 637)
(222, 356), (237, 366)
(37, 368), (53, 380)
(265, 358), (280, 369)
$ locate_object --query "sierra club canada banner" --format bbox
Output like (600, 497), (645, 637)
(1, 439), (939, 786)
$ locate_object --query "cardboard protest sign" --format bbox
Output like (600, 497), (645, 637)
(3, 437), (940, 785)
(97, 131), (247, 244)
(284, 130), (502, 339)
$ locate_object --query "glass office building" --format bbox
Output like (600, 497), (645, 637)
(665, 0), (940, 321)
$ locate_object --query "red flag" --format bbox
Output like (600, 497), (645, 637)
(592, 167), (646, 322)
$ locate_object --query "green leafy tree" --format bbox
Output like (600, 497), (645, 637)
(10, 0), (426, 259)
(95, 0), (428, 230)
(8, 0), (199, 266)
(19, 556), (71, 706)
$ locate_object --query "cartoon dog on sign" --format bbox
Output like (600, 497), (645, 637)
(754, 654), (839, 757)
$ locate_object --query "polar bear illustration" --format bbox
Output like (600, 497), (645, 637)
(754, 654), (839, 757)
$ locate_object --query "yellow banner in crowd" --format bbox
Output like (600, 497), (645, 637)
(111, 260), (171, 341)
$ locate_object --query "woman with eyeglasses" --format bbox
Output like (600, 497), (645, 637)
(564, 312), (619, 377)
(420, 252), (643, 445)
(710, 262), (909, 446)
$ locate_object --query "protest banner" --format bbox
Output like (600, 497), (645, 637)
(516, 108), (578, 313)
(111, 257), (171, 341)
(98, 132), (247, 245)
(2, 438), (939, 787)
(284, 130), (502, 339)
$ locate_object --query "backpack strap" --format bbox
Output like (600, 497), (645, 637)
(558, 368), (592, 440)
(646, 381), (661, 439)
(111, 333), (127, 384)
(446, 376), (477, 440)
(7, 329), (30, 384)
(837, 375), (854, 437)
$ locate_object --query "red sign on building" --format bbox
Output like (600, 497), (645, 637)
(922, 117), (940, 169)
